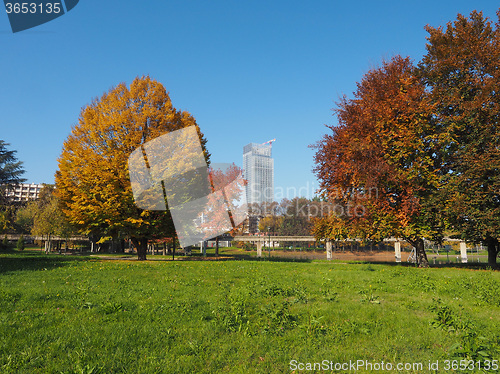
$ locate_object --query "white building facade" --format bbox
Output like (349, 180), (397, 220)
(5, 183), (44, 202)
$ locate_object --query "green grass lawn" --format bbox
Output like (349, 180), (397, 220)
(0, 250), (499, 373)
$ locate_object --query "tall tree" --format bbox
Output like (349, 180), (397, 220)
(417, 10), (500, 267)
(56, 76), (208, 260)
(313, 56), (440, 267)
(0, 140), (26, 204)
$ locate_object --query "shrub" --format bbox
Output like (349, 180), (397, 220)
(1, 235), (9, 249)
(16, 235), (25, 250)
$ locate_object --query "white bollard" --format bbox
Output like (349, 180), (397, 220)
(395, 241), (401, 263)
(326, 241), (332, 260)
(460, 241), (468, 263)
(256, 241), (262, 258)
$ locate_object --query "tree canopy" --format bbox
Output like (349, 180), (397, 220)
(55, 76), (208, 260)
(417, 10), (500, 266)
(0, 140), (26, 204)
(313, 56), (439, 267)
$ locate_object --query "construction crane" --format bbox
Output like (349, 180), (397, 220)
(261, 138), (276, 146)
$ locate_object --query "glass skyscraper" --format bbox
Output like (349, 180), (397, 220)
(243, 142), (274, 205)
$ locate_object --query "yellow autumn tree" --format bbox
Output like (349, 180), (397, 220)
(55, 76), (208, 260)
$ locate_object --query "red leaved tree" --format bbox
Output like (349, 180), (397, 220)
(313, 56), (442, 267)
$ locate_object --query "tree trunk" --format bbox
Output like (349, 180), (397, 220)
(486, 236), (498, 268)
(406, 237), (429, 268)
(172, 235), (176, 261)
(131, 238), (148, 261)
(45, 234), (52, 254)
(215, 236), (219, 257)
(415, 238), (429, 267)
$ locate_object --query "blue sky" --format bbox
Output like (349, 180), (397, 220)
(1, 0), (499, 198)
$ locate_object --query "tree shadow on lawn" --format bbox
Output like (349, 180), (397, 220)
(0, 250), (92, 274)
(181, 255), (497, 268)
(341, 260), (499, 271)
(90, 252), (496, 267)
(183, 252), (312, 263)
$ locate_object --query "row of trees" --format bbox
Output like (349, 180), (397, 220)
(250, 197), (324, 236)
(312, 10), (500, 267)
(16, 184), (74, 248)
(6, 11), (499, 267)
(251, 198), (309, 236)
(0, 139), (78, 248)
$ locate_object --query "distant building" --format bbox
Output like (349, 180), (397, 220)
(243, 142), (274, 206)
(5, 183), (44, 202)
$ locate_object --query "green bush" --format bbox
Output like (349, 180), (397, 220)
(16, 236), (25, 250)
(1, 235), (9, 249)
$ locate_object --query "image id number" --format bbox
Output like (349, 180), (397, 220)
(444, 359), (499, 371)
(5, 2), (61, 14)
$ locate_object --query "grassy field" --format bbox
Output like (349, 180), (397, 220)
(0, 250), (499, 373)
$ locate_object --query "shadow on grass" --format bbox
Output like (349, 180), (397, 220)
(176, 252), (313, 263)
(333, 259), (499, 270)
(4, 249), (492, 269)
(0, 250), (92, 274)
(168, 253), (498, 268)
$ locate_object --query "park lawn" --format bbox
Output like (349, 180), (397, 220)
(0, 251), (499, 373)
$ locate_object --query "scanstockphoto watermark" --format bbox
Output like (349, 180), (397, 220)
(290, 359), (426, 371)
(305, 201), (366, 218)
(274, 181), (320, 200)
(290, 359), (499, 372)
(249, 200), (367, 219)
(249, 200), (367, 218)
(248, 197), (368, 220)
(325, 186), (379, 200)
(250, 182), (379, 202)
